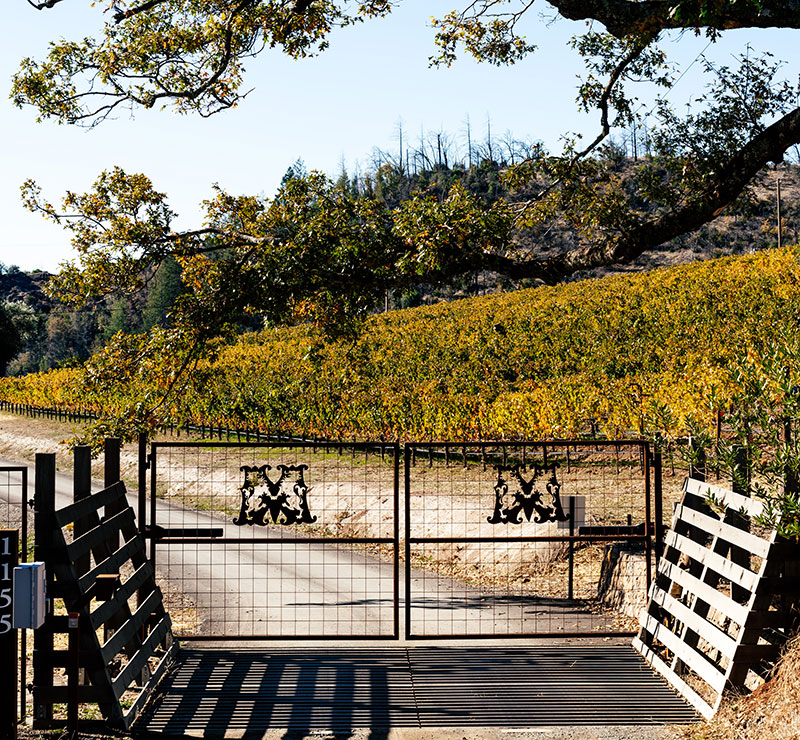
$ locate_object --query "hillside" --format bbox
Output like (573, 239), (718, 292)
(2, 246), (800, 443)
(2, 158), (797, 375)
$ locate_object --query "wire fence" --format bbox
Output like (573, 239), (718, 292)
(405, 441), (653, 637)
(148, 441), (400, 639)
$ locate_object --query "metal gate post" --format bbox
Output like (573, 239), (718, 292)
(138, 433), (147, 539)
(149, 445), (158, 568)
(393, 442), (400, 640)
(404, 444), (411, 641)
(653, 450), (663, 559)
(643, 443), (653, 591)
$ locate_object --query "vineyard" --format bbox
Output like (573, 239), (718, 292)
(1, 246), (799, 441)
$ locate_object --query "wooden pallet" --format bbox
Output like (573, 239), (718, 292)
(33, 472), (176, 730)
(633, 477), (799, 719)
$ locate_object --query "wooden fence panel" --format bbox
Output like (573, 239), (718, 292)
(33, 465), (176, 731)
(634, 476), (799, 719)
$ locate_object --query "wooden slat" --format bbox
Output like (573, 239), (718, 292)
(735, 644), (782, 663)
(632, 637), (715, 720)
(32, 685), (111, 703)
(66, 508), (136, 562)
(47, 649), (106, 669)
(638, 613), (728, 694)
(54, 482), (128, 528)
(90, 560), (155, 631)
(111, 615), (173, 700)
(120, 638), (179, 729)
(677, 505), (771, 558)
(743, 609), (788, 630)
(649, 585), (738, 660)
(657, 559), (750, 626)
(683, 478), (764, 519)
(100, 589), (162, 665)
(78, 536), (145, 593)
(665, 530), (759, 592)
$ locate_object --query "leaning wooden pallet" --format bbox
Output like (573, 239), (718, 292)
(33, 452), (177, 731)
(634, 476), (800, 719)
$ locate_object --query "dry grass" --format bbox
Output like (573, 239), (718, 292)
(682, 635), (800, 740)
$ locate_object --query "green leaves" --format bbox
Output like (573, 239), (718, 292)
(25, 167), (515, 340)
(394, 184), (513, 276)
(431, 7), (536, 68)
(12, 0), (374, 125)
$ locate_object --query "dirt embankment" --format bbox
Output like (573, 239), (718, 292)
(0, 412), (141, 483)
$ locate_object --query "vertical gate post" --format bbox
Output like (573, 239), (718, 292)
(19, 466), (28, 727)
(393, 442), (400, 640)
(567, 496), (575, 600)
(404, 444), (412, 641)
(73, 446), (92, 576)
(1, 528), (19, 740)
(731, 444), (749, 496)
(138, 433), (147, 539)
(104, 438), (122, 551)
(783, 418), (797, 497)
(653, 449), (664, 558)
(73, 446), (92, 693)
(33, 453), (56, 726)
(688, 437), (706, 482)
(782, 418), (799, 618)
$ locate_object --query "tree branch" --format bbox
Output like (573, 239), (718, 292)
(492, 104), (800, 283)
(112, 0), (170, 24)
(26, 0), (65, 8)
(547, 0), (800, 37)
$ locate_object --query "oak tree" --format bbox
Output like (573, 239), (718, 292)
(13, 1), (800, 435)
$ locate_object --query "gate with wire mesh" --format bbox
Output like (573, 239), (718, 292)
(404, 441), (658, 638)
(142, 440), (659, 641)
(143, 441), (400, 640)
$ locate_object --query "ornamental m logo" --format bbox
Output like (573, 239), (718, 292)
(487, 462), (570, 525)
(233, 464), (317, 526)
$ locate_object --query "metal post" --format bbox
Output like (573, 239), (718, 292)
(393, 444), (400, 640)
(784, 418), (797, 496)
(644, 446), (653, 591)
(138, 433), (148, 538)
(404, 445), (412, 640)
(567, 497), (575, 601)
(688, 436), (706, 482)
(653, 451), (664, 558)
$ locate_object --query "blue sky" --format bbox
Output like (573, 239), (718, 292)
(1, 2), (797, 273)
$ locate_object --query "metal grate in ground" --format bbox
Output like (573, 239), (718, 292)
(134, 645), (698, 736)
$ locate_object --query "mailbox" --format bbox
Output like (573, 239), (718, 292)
(13, 562), (46, 629)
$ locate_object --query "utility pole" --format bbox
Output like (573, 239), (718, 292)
(777, 176), (783, 249)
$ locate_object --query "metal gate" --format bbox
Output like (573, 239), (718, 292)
(143, 441), (400, 640)
(143, 440), (657, 640)
(404, 441), (656, 638)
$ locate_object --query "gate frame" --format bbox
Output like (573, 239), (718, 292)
(141, 439), (402, 641)
(403, 439), (658, 640)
